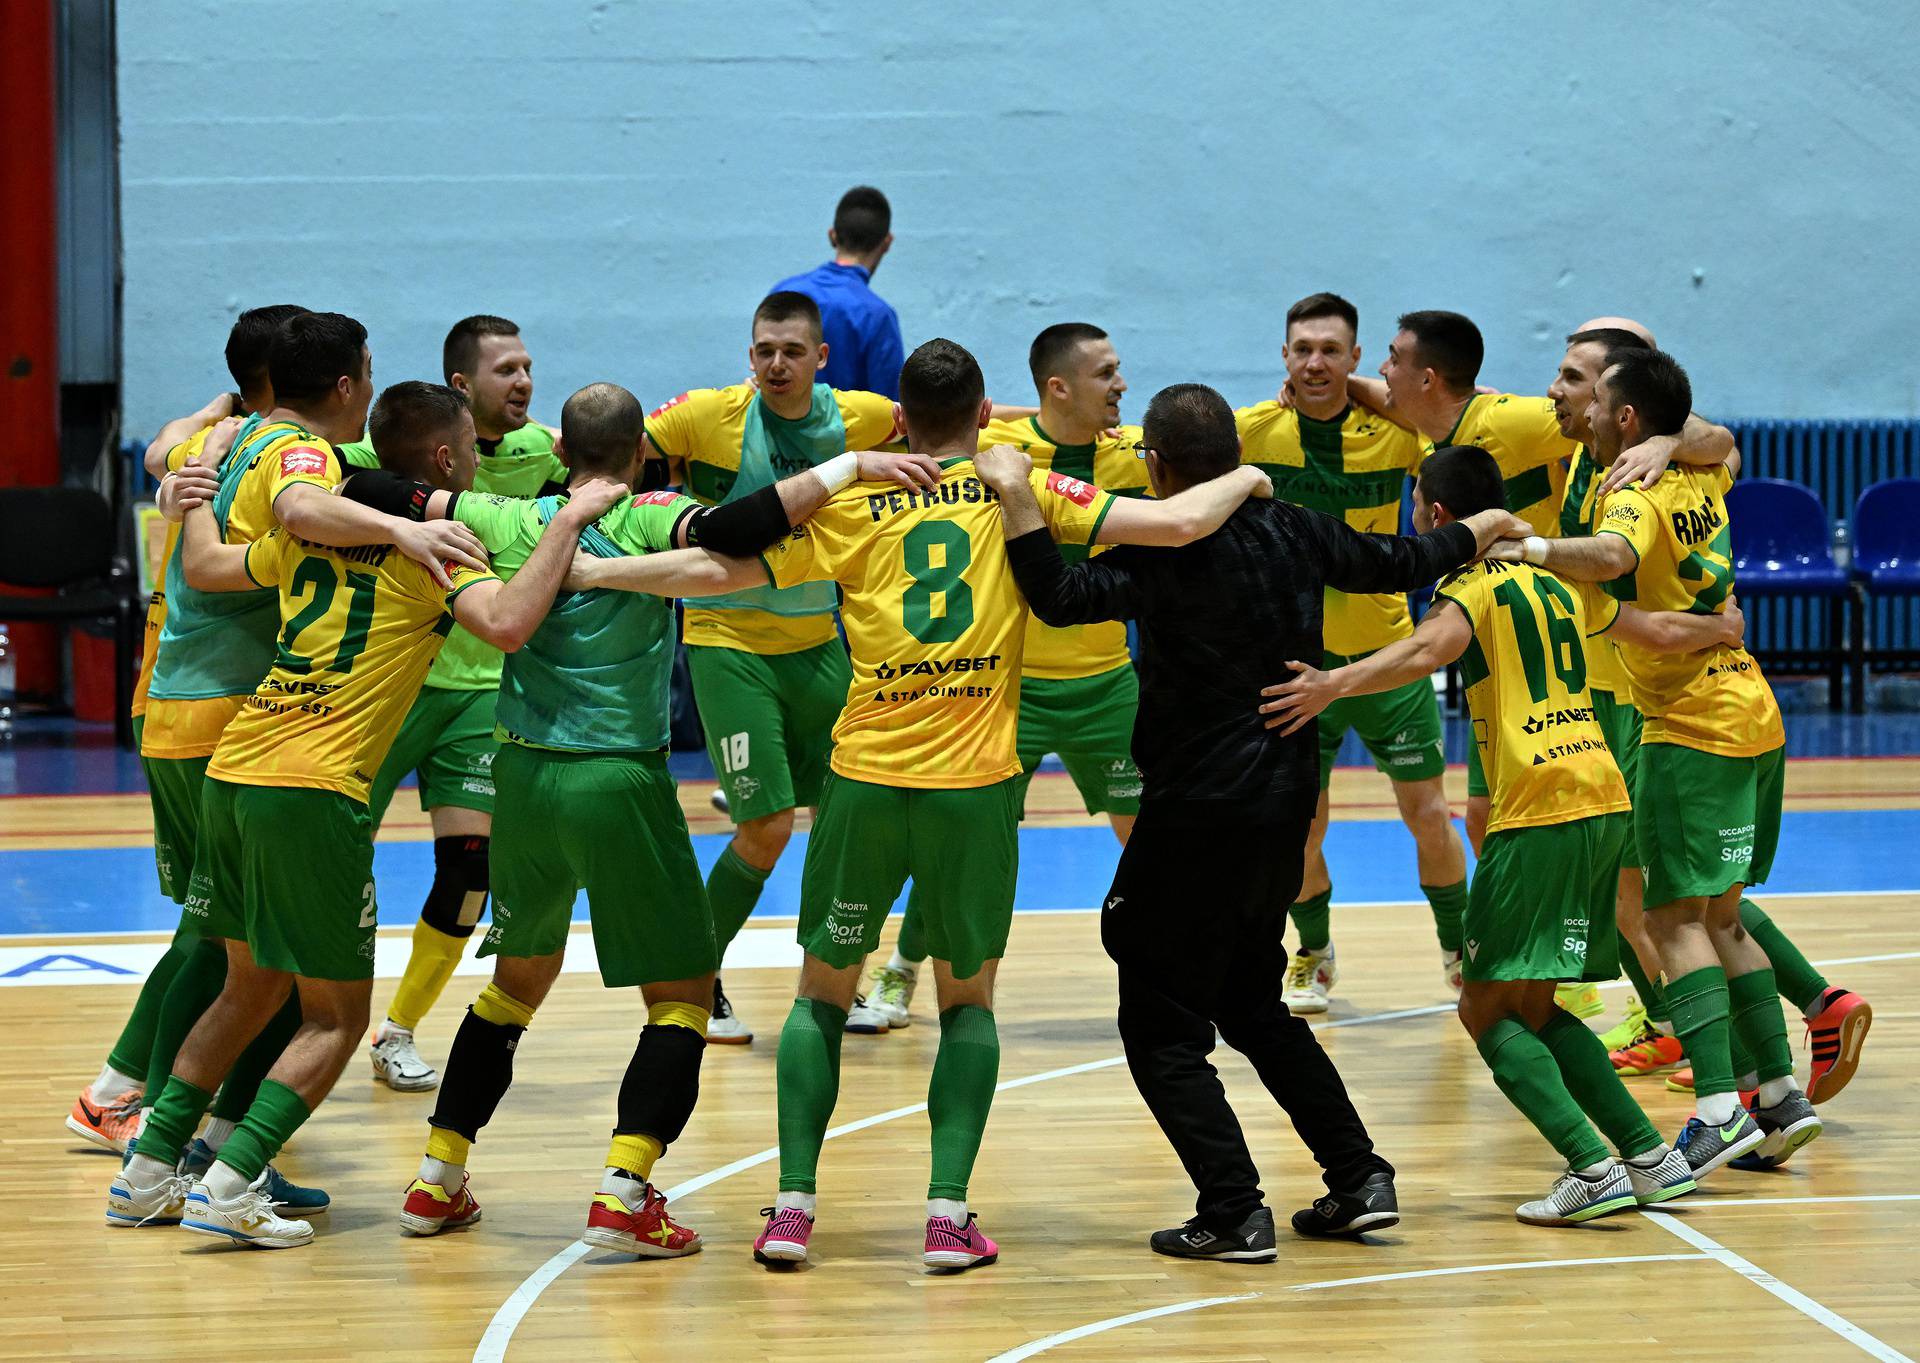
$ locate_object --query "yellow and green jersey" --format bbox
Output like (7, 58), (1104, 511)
(644, 381), (899, 654)
(1595, 465), (1784, 757)
(453, 489), (701, 754)
(207, 528), (497, 804)
(132, 520), (180, 720)
(975, 415), (1149, 680)
(1236, 402), (1428, 656)
(1438, 393), (1575, 538)
(759, 461), (1116, 789)
(1433, 559), (1630, 834)
(144, 418), (345, 758)
(341, 423), (568, 693)
(1557, 444), (1628, 696)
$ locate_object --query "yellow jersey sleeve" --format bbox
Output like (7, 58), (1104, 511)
(242, 528), (290, 588)
(1033, 469), (1117, 546)
(1596, 487), (1659, 566)
(443, 559), (500, 605)
(761, 495), (864, 589)
(644, 388), (731, 466)
(835, 389), (903, 450)
(1489, 395), (1574, 470)
(165, 426), (212, 474)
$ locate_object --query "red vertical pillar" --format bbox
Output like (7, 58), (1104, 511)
(0, 0), (63, 693)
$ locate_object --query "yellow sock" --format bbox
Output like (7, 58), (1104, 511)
(473, 982), (537, 1029)
(386, 921), (467, 1032)
(605, 1132), (665, 1180)
(647, 1000), (710, 1037)
(425, 1126), (472, 1166)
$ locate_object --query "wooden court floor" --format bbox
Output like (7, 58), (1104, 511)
(3, 771), (1917, 1362)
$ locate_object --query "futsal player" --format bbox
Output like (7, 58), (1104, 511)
(870, 321), (1150, 1029)
(640, 291), (903, 1042)
(108, 378), (562, 1247)
(371, 382), (940, 1254)
(341, 315), (570, 1093)
(1266, 445), (1735, 1224)
(1234, 292), (1469, 1012)
(1517, 348), (1822, 1175)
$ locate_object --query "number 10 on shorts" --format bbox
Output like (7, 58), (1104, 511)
(722, 732), (750, 774)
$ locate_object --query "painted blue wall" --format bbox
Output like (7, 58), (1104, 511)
(116, 2), (1920, 434)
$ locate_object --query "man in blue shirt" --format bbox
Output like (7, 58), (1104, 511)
(772, 186), (905, 398)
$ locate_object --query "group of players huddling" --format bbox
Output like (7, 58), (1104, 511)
(67, 276), (1873, 1266)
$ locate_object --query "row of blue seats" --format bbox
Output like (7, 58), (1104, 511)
(1729, 477), (1920, 597)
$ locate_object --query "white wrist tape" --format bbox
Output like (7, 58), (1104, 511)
(816, 452), (860, 494)
(1521, 536), (1550, 566)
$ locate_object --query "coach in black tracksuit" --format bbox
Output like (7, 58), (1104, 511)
(978, 383), (1525, 1261)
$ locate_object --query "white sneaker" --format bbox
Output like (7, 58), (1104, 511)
(709, 789), (730, 815)
(370, 1025), (440, 1092)
(106, 1168), (191, 1228)
(1441, 949), (1465, 995)
(844, 994), (891, 1034)
(1516, 1163), (1637, 1226)
(707, 978), (752, 1045)
(867, 965), (917, 1029)
(1282, 949), (1336, 1014)
(181, 1171), (316, 1249)
(1624, 1146), (1697, 1206)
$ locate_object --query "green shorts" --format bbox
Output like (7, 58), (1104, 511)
(186, 778), (377, 980)
(483, 743), (715, 988)
(1015, 665), (1142, 817)
(1465, 811), (1627, 983)
(366, 686), (499, 828)
(1591, 688), (1642, 865)
(689, 639), (851, 824)
(799, 772), (1020, 980)
(1317, 650), (1447, 789)
(1635, 743), (1784, 909)
(142, 748), (212, 906)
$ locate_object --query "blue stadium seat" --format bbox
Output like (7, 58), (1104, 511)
(1852, 478), (1920, 592)
(1724, 478), (1862, 713)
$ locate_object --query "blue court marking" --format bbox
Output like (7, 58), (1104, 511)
(1, 808), (1912, 939)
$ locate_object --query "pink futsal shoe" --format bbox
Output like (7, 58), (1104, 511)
(923, 1213), (998, 1270)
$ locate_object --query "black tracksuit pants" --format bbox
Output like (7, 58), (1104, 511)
(1102, 799), (1393, 1231)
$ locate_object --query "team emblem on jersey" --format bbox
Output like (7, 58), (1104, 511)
(648, 392), (692, 419)
(634, 490), (679, 506)
(279, 446), (329, 476)
(1045, 471), (1098, 507)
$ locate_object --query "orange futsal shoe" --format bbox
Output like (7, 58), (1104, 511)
(1665, 1066), (1695, 1095)
(399, 1175), (482, 1236)
(584, 1180), (701, 1257)
(1804, 988), (1872, 1104)
(1610, 1025), (1685, 1076)
(67, 1088), (142, 1153)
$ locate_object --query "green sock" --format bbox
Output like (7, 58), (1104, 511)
(706, 846), (772, 953)
(1476, 1017), (1610, 1169)
(142, 937), (227, 1109)
(1421, 881), (1467, 954)
(1730, 1029), (1757, 1086)
(927, 1005), (1000, 1201)
(1665, 966), (1735, 1097)
(131, 1075), (214, 1163)
(1727, 967), (1795, 1084)
(775, 999), (847, 1194)
(1738, 899), (1828, 1013)
(211, 992), (301, 1123)
(1537, 1011), (1663, 1159)
(1618, 937), (1670, 1023)
(105, 933), (198, 1079)
(215, 1079), (312, 1183)
(896, 887), (930, 964)
(1290, 889), (1333, 953)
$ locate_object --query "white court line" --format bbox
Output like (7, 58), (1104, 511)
(1641, 1211), (1916, 1362)
(1681, 1194), (1920, 1208)
(982, 1254), (1710, 1363)
(472, 1007), (1441, 1362)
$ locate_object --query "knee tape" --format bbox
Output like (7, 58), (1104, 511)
(423, 835), (490, 937)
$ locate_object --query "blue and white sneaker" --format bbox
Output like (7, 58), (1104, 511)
(181, 1138), (330, 1213)
(1674, 1108), (1766, 1178)
(105, 1168), (190, 1227)
(181, 1172), (315, 1249)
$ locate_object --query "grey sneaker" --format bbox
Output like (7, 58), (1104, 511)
(1624, 1146), (1697, 1205)
(1674, 1108), (1766, 1177)
(1732, 1089), (1823, 1169)
(1516, 1163), (1637, 1225)
(1150, 1206), (1277, 1262)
